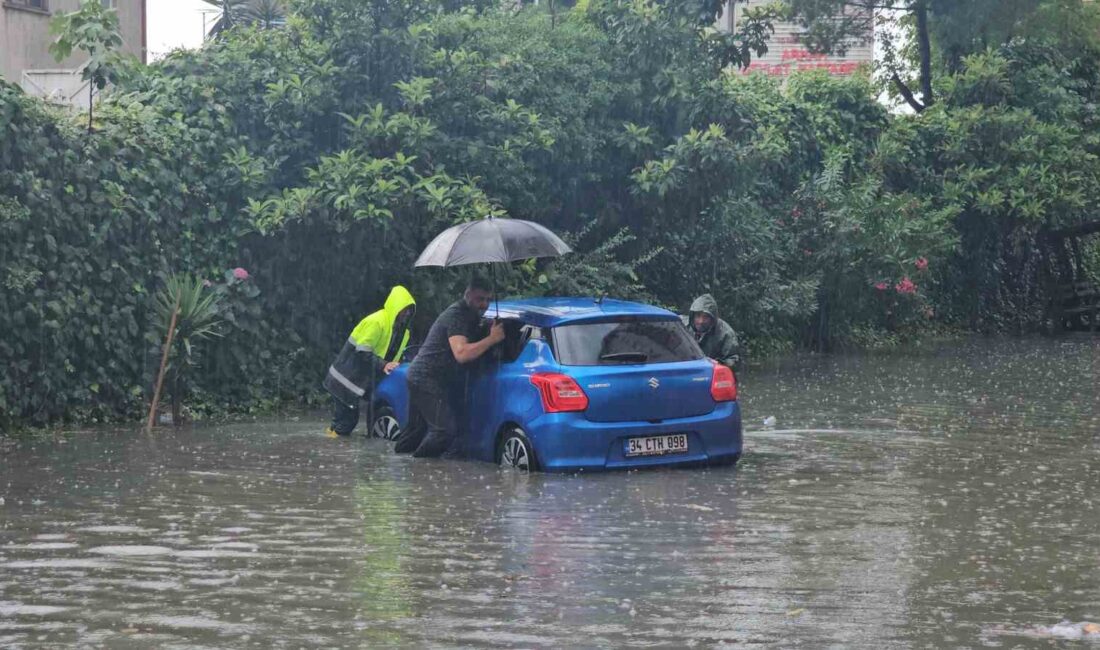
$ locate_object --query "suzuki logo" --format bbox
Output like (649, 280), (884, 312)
(648, 377), (660, 389)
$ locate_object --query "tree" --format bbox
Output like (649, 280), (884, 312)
(49, 0), (129, 131)
(153, 275), (224, 425)
(781, 0), (1100, 113)
(201, 0), (288, 36)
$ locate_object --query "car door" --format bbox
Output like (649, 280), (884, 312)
(461, 319), (530, 462)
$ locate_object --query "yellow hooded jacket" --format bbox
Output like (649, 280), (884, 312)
(323, 286), (416, 407)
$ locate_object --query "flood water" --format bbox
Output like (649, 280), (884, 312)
(2, 336), (1099, 648)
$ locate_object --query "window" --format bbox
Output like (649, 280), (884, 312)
(551, 319), (703, 366)
(486, 320), (532, 364)
(4, 0), (49, 11)
(101, 0), (116, 8)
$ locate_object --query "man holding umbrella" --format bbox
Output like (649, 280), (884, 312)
(395, 276), (504, 457)
(400, 215), (571, 457)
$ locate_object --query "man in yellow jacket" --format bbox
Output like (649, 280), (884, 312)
(323, 286), (416, 437)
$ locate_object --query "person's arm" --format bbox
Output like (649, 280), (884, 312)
(449, 321), (504, 364)
(352, 321), (388, 375)
(716, 327), (741, 370)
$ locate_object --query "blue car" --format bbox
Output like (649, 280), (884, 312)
(368, 297), (742, 472)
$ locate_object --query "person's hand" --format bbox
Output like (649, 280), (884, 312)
(488, 320), (505, 344)
(383, 361), (399, 375)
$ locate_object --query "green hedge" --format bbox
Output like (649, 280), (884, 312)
(4, 1), (1100, 430)
(1, 85), (226, 426)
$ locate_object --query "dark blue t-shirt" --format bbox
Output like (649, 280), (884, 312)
(406, 300), (481, 393)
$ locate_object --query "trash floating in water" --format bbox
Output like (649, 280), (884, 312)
(1005, 621), (1100, 640)
(762, 415), (777, 427)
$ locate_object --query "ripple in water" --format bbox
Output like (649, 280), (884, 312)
(77, 526), (155, 534)
(0, 602), (71, 616)
(136, 615), (257, 635)
(88, 546), (174, 557)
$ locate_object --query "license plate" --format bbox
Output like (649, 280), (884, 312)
(624, 434), (688, 457)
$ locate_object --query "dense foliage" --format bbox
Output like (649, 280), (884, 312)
(3, 0), (1100, 429)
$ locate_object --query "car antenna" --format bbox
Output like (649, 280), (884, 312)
(595, 293), (606, 306)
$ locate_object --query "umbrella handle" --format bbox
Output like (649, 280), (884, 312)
(490, 263), (499, 317)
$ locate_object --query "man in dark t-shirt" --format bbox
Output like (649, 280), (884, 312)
(395, 276), (504, 457)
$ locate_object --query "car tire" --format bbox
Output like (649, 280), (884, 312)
(708, 453), (741, 467)
(497, 427), (537, 473)
(369, 405), (401, 441)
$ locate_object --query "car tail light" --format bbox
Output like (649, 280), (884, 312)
(711, 363), (737, 402)
(530, 373), (589, 413)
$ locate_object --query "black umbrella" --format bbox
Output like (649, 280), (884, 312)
(414, 216), (571, 268)
(414, 216), (571, 316)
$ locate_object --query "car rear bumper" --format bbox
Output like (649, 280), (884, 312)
(524, 402), (742, 472)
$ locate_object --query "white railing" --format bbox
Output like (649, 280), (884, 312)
(20, 67), (100, 110)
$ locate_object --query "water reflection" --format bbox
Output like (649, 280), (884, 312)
(353, 477), (413, 644)
(1, 336), (1098, 647)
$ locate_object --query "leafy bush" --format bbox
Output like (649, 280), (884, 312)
(5, 0), (1100, 430)
(0, 83), (238, 428)
(152, 274), (224, 423)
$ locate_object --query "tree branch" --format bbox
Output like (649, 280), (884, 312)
(892, 71), (925, 112)
(838, 0), (914, 10)
(915, 1), (934, 107)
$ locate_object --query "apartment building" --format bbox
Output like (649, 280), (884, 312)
(717, 0), (873, 77)
(1, 0), (145, 105)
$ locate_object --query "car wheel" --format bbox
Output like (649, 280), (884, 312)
(369, 405), (401, 441)
(497, 427), (537, 473)
(708, 453), (741, 467)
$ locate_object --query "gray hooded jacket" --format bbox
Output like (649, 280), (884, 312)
(681, 294), (742, 370)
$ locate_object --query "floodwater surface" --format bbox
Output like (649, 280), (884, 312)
(2, 336), (1099, 648)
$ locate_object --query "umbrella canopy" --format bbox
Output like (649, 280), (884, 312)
(414, 217), (571, 268)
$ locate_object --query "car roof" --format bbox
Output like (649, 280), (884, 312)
(490, 297), (678, 328)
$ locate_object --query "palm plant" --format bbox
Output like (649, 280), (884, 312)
(246, 0), (288, 28)
(154, 275), (224, 424)
(201, 0), (287, 37)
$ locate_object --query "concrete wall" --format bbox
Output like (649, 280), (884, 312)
(717, 0), (873, 77)
(1, 0), (145, 86)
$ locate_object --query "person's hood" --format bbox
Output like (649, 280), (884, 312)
(689, 294), (719, 321)
(383, 285), (416, 329)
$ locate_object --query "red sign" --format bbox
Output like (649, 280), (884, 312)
(743, 48), (864, 77)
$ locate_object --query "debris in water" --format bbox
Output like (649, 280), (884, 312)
(1010, 621), (1100, 639)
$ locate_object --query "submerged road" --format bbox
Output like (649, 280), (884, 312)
(2, 336), (1099, 647)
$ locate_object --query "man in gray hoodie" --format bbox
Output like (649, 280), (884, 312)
(682, 294), (742, 370)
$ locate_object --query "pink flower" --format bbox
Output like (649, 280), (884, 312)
(232, 267), (250, 281)
(803, 249), (813, 257)
(202, 279), (213, 288)
(874, 281), (888, 291)
(915, 257), (929, 271)
(895, 277), (917, 294)
(791, 207), (802, 219)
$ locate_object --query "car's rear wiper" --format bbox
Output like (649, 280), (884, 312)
(599, 352), (649, 363)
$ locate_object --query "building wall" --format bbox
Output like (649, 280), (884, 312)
(717, 0), (873, 77)
(1, 0), (145, 85)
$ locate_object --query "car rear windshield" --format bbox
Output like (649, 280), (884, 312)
(551, 319), (703, 366)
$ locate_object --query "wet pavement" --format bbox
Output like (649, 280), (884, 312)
(1, 336), (1099, 647)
